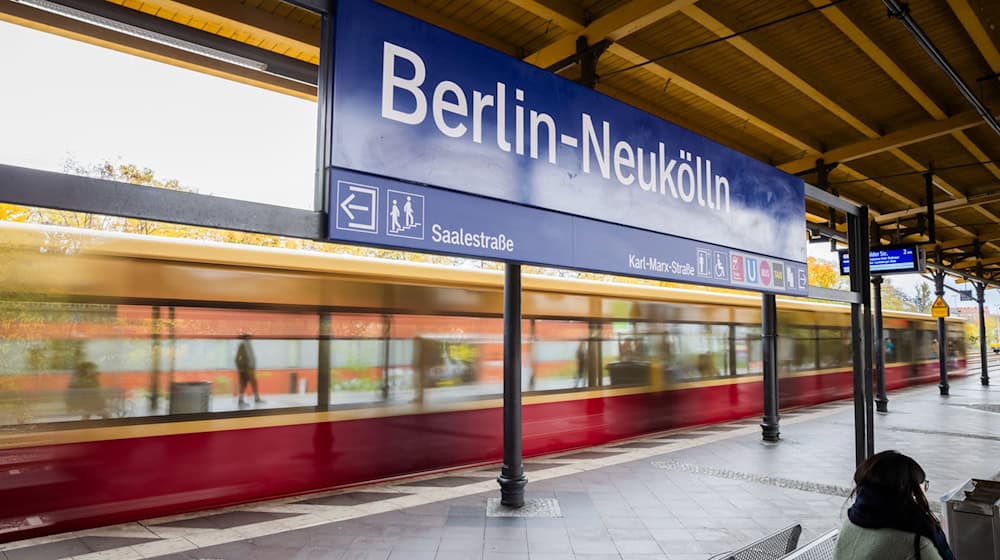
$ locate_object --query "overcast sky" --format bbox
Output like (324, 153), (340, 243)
(1, 18), (998, 314)
(0, 20), (317, 209)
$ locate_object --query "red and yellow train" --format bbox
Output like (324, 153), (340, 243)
(0, 223), (966, 541)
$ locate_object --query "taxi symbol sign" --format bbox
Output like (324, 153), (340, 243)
(931, 296), (949, 318)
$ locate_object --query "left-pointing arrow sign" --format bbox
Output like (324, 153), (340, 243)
(334, 181), (379, 234)
(340, 193), (356, 220)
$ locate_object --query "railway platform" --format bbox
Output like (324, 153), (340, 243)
(2, 361), (998, 560)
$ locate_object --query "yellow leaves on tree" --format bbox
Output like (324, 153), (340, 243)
(807, 256), (844, 289)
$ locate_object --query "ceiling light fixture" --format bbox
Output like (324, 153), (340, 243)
(12, 0), (269, 72)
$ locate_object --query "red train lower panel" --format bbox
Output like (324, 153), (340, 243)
(0, 364), (965, 542)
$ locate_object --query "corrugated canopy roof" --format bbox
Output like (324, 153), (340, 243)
(2, 0), (999, 283)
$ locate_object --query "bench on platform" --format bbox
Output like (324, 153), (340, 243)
(778, 529), (839, 559)
(719, 523), (802, 560)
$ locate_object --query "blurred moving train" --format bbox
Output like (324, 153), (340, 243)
(0, 223), (966, 540)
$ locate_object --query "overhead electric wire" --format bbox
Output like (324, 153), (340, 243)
(600, 0), (851, 81)
(829, 159), (1000, 185)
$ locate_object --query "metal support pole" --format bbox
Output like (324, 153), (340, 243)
(976, 282), (990, 386)
(860, 208), (875, 457)
(760, 293), (780, 442)
(318, 312), (331, 408)
(872, 276), (888, 413)
(934, 266), (949, 395)
(847, 211), (870, 466)
(925, 171), (936, 243)
(498, 264), (527, 507)
(850, 301), (866, 466)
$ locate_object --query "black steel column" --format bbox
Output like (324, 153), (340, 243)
(847, 211), (870, 466)
(318, 312), (331, 408)
(925, 171), (936, 244)
(976, 282), (990, 386)
(934, 268), (949, 395)
(498, 264), (527, 507)
(760, 293), (780, 442)
(872, 276), (888, 413)
(859, 207), (875, 457)
(313, 8), (335, 216)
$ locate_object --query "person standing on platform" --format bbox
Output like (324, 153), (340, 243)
(834, 450), (954, 560)
(235, 333), (264, 407)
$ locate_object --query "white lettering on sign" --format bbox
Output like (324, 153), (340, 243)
(380, 41), (732, 213)
(431, 224), (515, 252)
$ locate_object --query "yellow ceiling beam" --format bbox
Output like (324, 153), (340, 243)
(778, 110), (984, 174)
(952, 130), (1000, 183)
(812, 1), (1000, 223)
(810, 1), (946, 119)
(932, 235), (1000, 251)
(954, 255), (1000, 270)
(116, 0), (319, 62)
(606, 43), (820, 154)
(523, 0), (696, 69)
(888, 164), (1000, 235)
(682, 5), (880, 138)
(504, 0), (585, 33)
(947, 0), (1000, 72)
(679, 5), (1000, 252)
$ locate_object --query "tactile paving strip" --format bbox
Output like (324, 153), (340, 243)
(650, 460), (853, 497)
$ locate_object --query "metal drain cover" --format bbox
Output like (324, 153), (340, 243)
(486, 497), (562, 517)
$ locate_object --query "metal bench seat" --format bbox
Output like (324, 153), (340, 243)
(778, 529), (839, 560)
(719, 524), (803, 560)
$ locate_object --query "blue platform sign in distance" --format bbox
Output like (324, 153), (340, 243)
(838, 245), (923, 275)
(330, 168), (810, 296)
(328, 0), (807, 266)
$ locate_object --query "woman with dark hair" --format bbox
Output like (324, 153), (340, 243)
(834, 450), (954, 560)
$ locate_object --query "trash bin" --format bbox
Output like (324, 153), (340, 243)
(607, 361), (650, 386)
(168, 381), (211, 414)
(941, 478), (1000, 560)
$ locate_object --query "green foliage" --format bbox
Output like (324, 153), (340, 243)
(912, 282), (934, 314)
(880, 278), (915, 312)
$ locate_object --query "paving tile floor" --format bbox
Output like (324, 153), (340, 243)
(2, 360), (998, 560)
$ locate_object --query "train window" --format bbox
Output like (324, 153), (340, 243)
(778, 326), (817, 374)
(397, 314), (508, 403)
(527, 319), (591, 392)
(946, 330), (965, 369)
(817, 328), (849, 369)
(0, 301), (324, 426)
(916, 330), (938, 360)
(884, 328), (910, 363)
(662, 323), (730, 382)
(734, 325), (762, 375)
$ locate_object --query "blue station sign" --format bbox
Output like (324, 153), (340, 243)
(327, 0), (809, 296)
